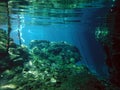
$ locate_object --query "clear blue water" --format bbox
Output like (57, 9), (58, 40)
(0, 0), (115, 77)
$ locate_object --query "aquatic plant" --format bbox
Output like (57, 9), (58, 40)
(3, 40), (105, 90)
(0, 40), (81, 89)
(1, 39), (117, 90)
(0, 29), (30, 73)
(0, 29), (9, 72)
(0, 2), (8, 25)
(95, 26), (111, 45)
(30, 40), (81, 63)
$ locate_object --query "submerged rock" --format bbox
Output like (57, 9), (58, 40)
(5, 40), (105, 90)
(0, 29), (8, 57)
(0, 29), (30, 73)
(0, 30), (118, 90)
(30, 40), (81, 63)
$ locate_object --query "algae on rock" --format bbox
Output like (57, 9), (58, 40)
(0, 29), (30, 73)
(6, 40), (104, 90)
(0, 38), (106, 90)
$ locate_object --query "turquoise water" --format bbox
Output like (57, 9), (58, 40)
(9, 0), (114, 76)
(0, 0), (114, 76)
(0, 0), (118, 90)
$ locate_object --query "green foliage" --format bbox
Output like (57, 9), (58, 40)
(95, 26), (111, 45)
(1, 40), (85, 90)
(0, 29), (30, 73)
(0, 33), (105, 90)
(4, 40), (104, 90)
(0, 3), (7, 25)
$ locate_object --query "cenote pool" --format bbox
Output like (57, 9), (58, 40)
(0, 0), (120, 90)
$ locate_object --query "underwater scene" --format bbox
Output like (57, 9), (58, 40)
(0, 0), (120, 90)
